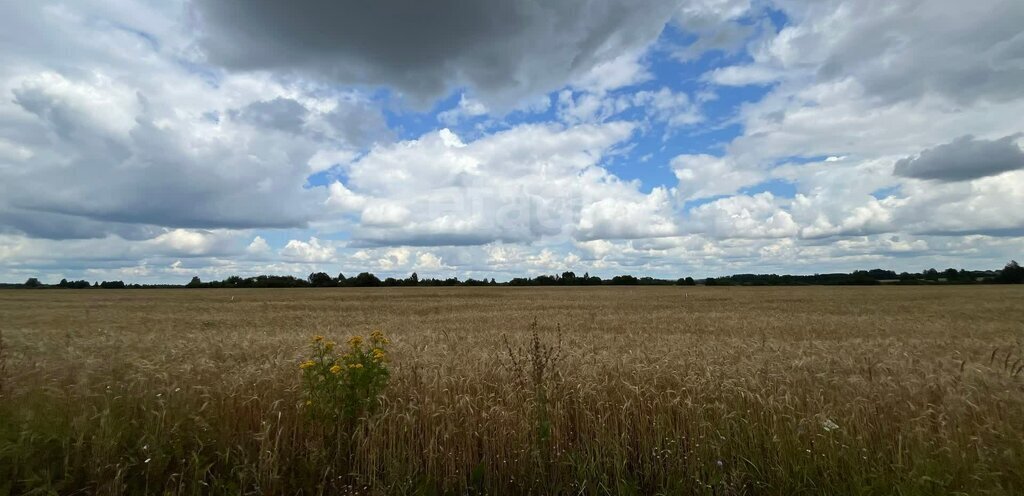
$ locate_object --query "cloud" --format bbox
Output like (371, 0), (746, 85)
(893, 171), (1024, 235)
(361, 203), (412, 228)
(630, 88), (703, 127)
(0, 2), (396, 241)
(709, 0), (1024, 105)
(894, 134), (1024, 182)
(324, 181), (368, 212)
(280, 237), (336, 262)
(668, 0), (765, 62)
(3, 0), (1024, 283)
(703, 64), (783, 86)
(320, 96), (393, 148)
(670, 0), (1024, 248)
(556, 91), (630, 124)
(557, 87), (701, 126)
(146, 229), (236, 256)
(193, 0), (681, 108)
(672, 154), (765, 201)
(231, 97), (308, 134)
(576, 187), (678, 240)
(673, 0), (753, 39)
(674, 22), (765, 63)
(570, 49), (654, 94)
(688, 192), (799, 239)
(437, 94), (490, 125)
(0, 209), (161, 241)
(0, 137), (33, 162)
(322, 121), (696, 246)
(246, 236), (271, 256)
(232, 93), (391, 152)
(0, 67), (399, 238)
(3, 72), (321, 232)
(414, 252), (446, 271)
(0, 229), (246, 269)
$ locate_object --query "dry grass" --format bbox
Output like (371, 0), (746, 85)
(1, 286), (1023, 494)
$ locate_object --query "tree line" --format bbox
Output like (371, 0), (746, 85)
(704, 263), (1024, 286)
(6, 261), (1022, 289)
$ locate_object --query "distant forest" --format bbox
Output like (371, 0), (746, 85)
(6, 261), (1023, 289)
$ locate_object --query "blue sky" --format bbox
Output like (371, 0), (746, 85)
(0, 0), (1023, 283)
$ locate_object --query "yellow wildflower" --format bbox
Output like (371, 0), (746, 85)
(299, 360), (316, 369)
(329, 364), (342, 374)
(312, 335), (324, 343)
(372, 348), (386, 361)
(348, 335), (364, 348)
(370, 330), (390, 345)
(349, 363), (364, 369)
(324, 341), (336, 351)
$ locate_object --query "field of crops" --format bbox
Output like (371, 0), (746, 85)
(1, 286), (1023, 494)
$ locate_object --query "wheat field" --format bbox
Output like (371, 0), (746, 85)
(1, 286), (1023, 495)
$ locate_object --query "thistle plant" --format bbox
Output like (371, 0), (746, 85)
(299, 331), (390, 422)
(501, 321), (563, 473)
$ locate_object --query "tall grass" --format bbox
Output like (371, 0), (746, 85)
(1, 286), (1022, 494)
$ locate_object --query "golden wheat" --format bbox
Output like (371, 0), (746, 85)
(1, 286), (1022, 494)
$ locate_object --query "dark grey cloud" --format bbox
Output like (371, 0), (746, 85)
(229, 96), (392, 147)
(323, 99), (394, 148)
(192, 0), (682, 107)
(894, 134), (1024, 182)
(0, 209), (162, 240)
(231, 97), (308, 134)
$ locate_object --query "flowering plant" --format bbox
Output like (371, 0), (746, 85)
(299, 331), (390, 421)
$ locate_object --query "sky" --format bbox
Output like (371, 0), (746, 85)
(1, 0), (1023, 284)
